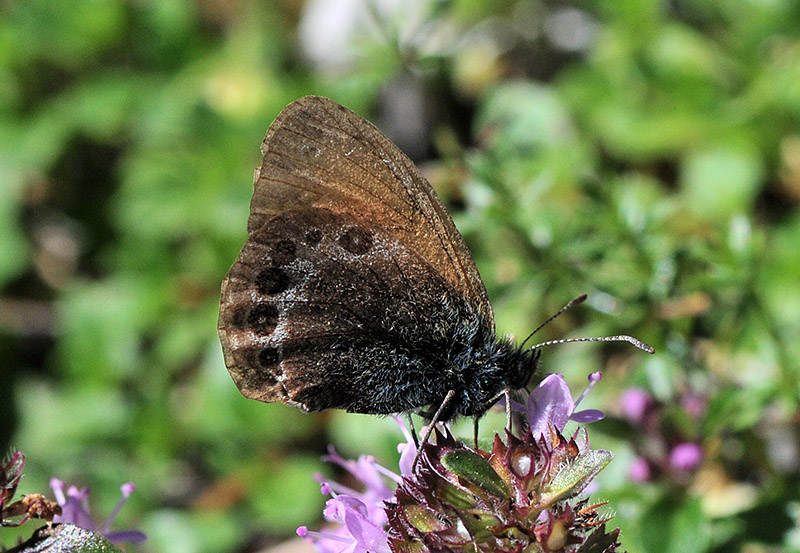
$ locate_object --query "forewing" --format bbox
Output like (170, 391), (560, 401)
(247, 96), (492, 323)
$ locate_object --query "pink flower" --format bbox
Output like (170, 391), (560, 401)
(524, 372), (605, 441)
(50, 479), (145, 544)
(619, 387), (653, 423)
(669, 443), (703, 473)
(629, 457), (652, 482)
(297, 417), (415, 553)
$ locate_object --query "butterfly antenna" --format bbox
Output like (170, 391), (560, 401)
(519, 294), (588, 349)
(531, 334), (655, 354)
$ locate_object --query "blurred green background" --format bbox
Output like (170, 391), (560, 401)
(2, 0), (799, 552)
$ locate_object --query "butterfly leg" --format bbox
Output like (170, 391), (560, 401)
(413, 389), (456, 470)
(473, 417), (480, 449)
(405, 412), (420, 448)
(505, 389), (512, 434)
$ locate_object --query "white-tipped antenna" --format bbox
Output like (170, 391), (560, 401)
(531, 335), (655, 354)
(519, 293), (655, 354)
(519, 294), (588, 349)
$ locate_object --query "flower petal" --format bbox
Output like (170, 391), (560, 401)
(342, 507), (391, 553)
(393, 416), (417, 477)
(669, 443), (703, 472)
(570, 409), (605, 423)
(527, 374), (575, 437)
(619, 387), (652, 423)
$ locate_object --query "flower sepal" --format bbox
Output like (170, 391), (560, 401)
(575, 524), (622, 553)
(540, 448), (613, 508)
(441, 449), (509, 499)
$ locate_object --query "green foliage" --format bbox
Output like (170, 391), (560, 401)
(2, 1), (799, 552)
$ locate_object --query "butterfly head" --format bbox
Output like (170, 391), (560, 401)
(509, 346), (542, 390)
(457, 339), (540, 417)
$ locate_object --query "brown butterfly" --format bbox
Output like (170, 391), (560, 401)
(218, 96), (651, 426)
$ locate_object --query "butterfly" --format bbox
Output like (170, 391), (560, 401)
(218, 96), (650, 428)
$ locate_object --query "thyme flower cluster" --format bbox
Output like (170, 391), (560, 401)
(300, 372), (624, 553)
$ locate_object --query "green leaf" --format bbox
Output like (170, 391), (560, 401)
(442, 449), (509, 498)
(680, 146), (764, 222)
(0, 176), (28, 285)
(639, 496), (711, 553)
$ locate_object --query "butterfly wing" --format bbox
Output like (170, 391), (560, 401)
(248, 96), (492, 320)
(219, 96), (493, 413)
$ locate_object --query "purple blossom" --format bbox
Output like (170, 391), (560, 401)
(619, 387), (653, 423)
(297, 417), (415, 553)
(618, 387), (706, 483)
(669, 443), (703, 473)
(680, 393), (707, 419)
(50, 479), (146, 545)
(523, 372), (606, 441)
(629, 456), (652, 482)
(299, 493), (391, 553)
(394, 415), (418, 476)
